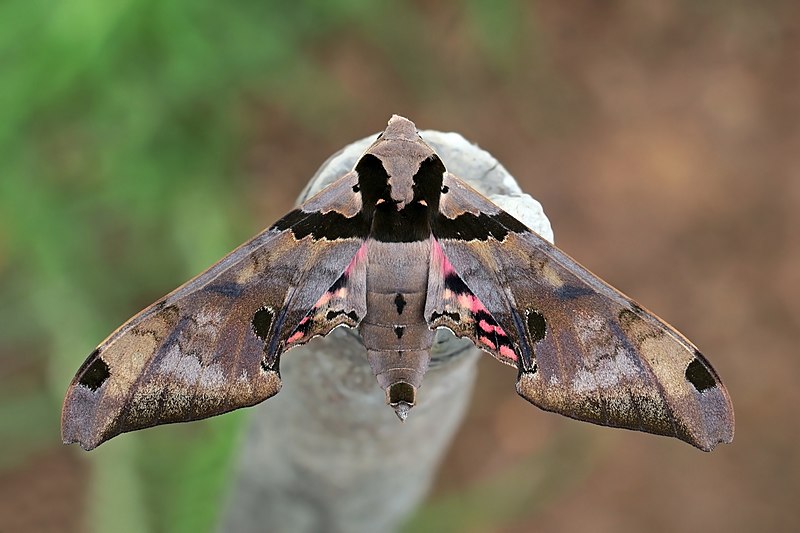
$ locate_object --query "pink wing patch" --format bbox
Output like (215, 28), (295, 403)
(286, 243), (367, 346)
(428, 240), (518, 365)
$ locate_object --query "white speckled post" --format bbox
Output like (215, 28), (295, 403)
(219, 130), (552, 533)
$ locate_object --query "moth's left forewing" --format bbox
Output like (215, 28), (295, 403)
(432, 172), (734, 451)
(62, 171), (368, 450)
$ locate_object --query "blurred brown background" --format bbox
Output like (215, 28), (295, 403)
(1, 1), (797, 532)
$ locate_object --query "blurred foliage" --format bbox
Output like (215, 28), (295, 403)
(0, 0), (529, 531)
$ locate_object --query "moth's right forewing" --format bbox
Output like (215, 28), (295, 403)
(431, 172), (734, 451)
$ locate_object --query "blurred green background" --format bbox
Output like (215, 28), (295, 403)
(1, 1), (798, 532)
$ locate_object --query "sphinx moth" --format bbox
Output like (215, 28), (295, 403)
(62, 115), (734, 451)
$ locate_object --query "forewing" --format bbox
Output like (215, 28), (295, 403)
(62, 171), (368, 450)
(432, 172), (734, 451)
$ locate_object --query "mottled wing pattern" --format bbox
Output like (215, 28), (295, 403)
(285, 243), (368, 347)
(432, 172), (734, 451)
(62, 172), (367, 450)
(425, 239), (518, 366)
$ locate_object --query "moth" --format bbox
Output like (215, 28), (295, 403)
(62, 115), (734, 451)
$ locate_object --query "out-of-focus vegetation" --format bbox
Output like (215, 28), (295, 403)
(0, 1), (530, 532)
(3, 0), (798, 532)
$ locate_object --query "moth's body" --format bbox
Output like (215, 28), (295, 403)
(361, 239), (434, 418)
(62, 115), (734, 452)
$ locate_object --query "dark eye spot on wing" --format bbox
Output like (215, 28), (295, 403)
(525, 309), (547, 342)
(441, 185), (449, 194)
(685, 357), (716, 392)
(75, 348), (100, 376)
(78, 356), (110, 391)
(394, 293), (406, 315)
(252, 307), (275, 341)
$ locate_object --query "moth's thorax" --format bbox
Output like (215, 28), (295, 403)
(365, 131), (437, 210)
(360, 238), (434, 416)
(355, 133), (446, 244)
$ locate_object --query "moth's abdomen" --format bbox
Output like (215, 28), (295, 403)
(360, 239), (434, 419)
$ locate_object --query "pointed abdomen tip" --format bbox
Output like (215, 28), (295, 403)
(393, 402), (412, 421)
(387, 382), (416, 421)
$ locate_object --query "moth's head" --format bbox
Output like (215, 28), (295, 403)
(358, 115), (446, 213)
(381, 114), (421, 142)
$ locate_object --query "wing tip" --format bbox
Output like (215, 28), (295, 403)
(61, 412), (104, 451)
(61, 397), (104, 451)
(61, 377), (112, 451)
(690, 410), (735, 452)
(517, 371), (736, 452)
(692, 430), (734, 452)
(60, 368), (284, 452)
(61, 434), (100, 452)
(689, 383), (735, 452)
